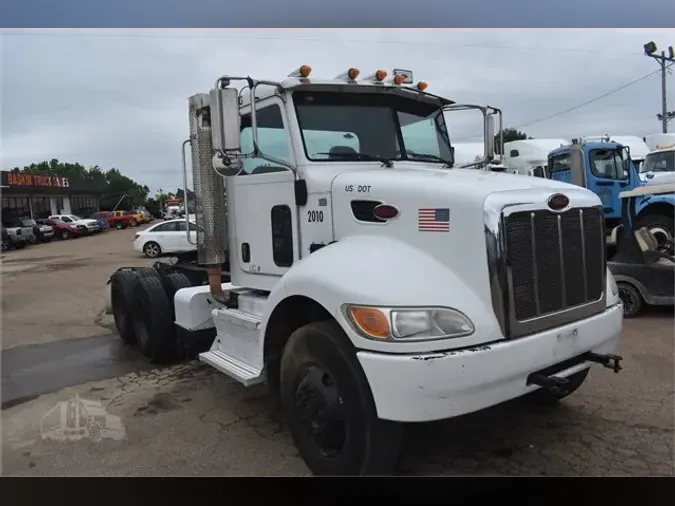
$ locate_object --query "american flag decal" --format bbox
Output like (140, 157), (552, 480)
(418, 207), (450, 232)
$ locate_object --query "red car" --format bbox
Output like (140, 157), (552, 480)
(36, 218), (85, 240)
(91, 211), (134, 230)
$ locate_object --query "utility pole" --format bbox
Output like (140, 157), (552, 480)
(644, 41), (675, 133)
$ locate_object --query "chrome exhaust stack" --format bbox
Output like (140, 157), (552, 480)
(187, 93), (228, 268)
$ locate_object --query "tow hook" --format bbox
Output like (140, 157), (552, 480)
(527, 373), (570, 395)
(585, 352), (623, 373)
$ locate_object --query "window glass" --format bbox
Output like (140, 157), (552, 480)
(239, 104), (291, 175)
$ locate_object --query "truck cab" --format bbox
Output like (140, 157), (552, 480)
(547, 139), (674, 246)
(107, 66), (625, 476)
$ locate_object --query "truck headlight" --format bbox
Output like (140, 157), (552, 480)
(345, 305), (474, 342)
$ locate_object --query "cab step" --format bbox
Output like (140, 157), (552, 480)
(199, 349), (265, 386)
(198, 292), (268, 387)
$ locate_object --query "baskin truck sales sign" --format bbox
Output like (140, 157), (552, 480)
(6, 173), (70, 188)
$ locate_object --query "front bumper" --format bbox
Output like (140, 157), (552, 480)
(357, 303), (623, 423)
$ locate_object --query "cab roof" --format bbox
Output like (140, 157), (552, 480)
(548, 141), (624, 157)
(238, 77), (455, 109)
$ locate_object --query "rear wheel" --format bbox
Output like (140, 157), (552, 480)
(60, 230), (70, 240)
(618, 282), (643, 318)
(111, 270), (140, 344)
(115, 222), (124, 229)
(143, 241), (161, 258)
(131, 276), (177, 363)
(280, 320), (404, 476)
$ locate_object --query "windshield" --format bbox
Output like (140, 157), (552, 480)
(293, 91), (454, 165)
(642, 151), (675, 174)
(69, 215), (83, 221)
(22, 219), (37, 226)
(589, 149), (627, 180)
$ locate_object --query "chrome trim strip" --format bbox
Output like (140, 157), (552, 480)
(484, 189), (606, 340)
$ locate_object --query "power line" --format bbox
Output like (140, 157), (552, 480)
(454, 61), (674, 141)
(0, 29), (641, 56)
(513, 62), (675, 130)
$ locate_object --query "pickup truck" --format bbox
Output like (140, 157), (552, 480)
(1, 219), (32, 248)
(37, 218), (86, 240)
(112, 210), (140, 227)
(49, 214), (101, 234)
(21, 218), (54, 243)
(92, 211), (134, 230)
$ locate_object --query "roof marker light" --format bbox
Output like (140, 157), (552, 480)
(362, 70), (388, 82)
(335, 68), (360, 80)
(392, 68), (413, 85)
(416, 81), (428, 91)
(288, 65), (312, 78)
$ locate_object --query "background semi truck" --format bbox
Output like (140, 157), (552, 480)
(107, 65), (624, 475)
(548, 138), (675, 248)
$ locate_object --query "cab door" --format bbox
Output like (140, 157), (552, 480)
(585, 148), (632, 220)
(229, 97), (298, 290)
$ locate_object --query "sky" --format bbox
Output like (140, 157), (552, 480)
(2, 28), (674, 194)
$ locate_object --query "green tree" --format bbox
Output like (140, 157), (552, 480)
(14, 159), (150, 211)
(494, 128), (532, 154)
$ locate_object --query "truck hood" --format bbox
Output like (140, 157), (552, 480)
(330, 166), (599, 317)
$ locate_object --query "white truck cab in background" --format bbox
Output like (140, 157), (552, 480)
(109, 65), (624, 475)
(502, 138), (569, 176)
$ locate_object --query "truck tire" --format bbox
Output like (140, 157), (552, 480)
(637, 214), (674, 248)
(280, 320), (404, 476)
(618, 281), (643, 318)
(111, 270), (140, 344)
(134, 267), (160, 278)
(131, 276), (177, 363)
(165, 272), (192, 301)
(524, 368), (590, 406)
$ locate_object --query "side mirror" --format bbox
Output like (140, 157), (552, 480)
(209, 87), (241, 153)
(646, 172), (654, 179)
(485, 114), (495, 160)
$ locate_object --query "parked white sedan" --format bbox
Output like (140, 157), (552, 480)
(133, 219), (198, 258)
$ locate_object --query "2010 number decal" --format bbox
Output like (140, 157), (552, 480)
(307, 210), (324, 223)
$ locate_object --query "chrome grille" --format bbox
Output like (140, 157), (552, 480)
(485, 191), (607, 340)
(504, 207), (605, 322)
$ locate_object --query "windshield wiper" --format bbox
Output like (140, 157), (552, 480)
(317, 152), (394, 168)
(405, 151), (453, 167)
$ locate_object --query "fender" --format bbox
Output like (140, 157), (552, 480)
(636, 193), (675, 215)
(260, 235), (504, 356)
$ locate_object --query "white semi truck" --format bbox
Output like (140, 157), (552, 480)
(106, 66), (624, 475)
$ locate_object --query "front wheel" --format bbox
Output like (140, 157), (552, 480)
(637, 214), (674, 249)
(618, 282), (643, 318)
(280, 320), (404, 476)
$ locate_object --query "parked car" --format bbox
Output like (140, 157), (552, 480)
(38, 218), (87, 240)
(133, 218), (198, 258)
(2, 218), (34, 247)
(91, 211), (133, 230)
(49, 214), (101, 234)
(21, 218), (54, 243)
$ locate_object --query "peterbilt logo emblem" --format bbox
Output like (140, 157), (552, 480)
(547, 193), (569, 212)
